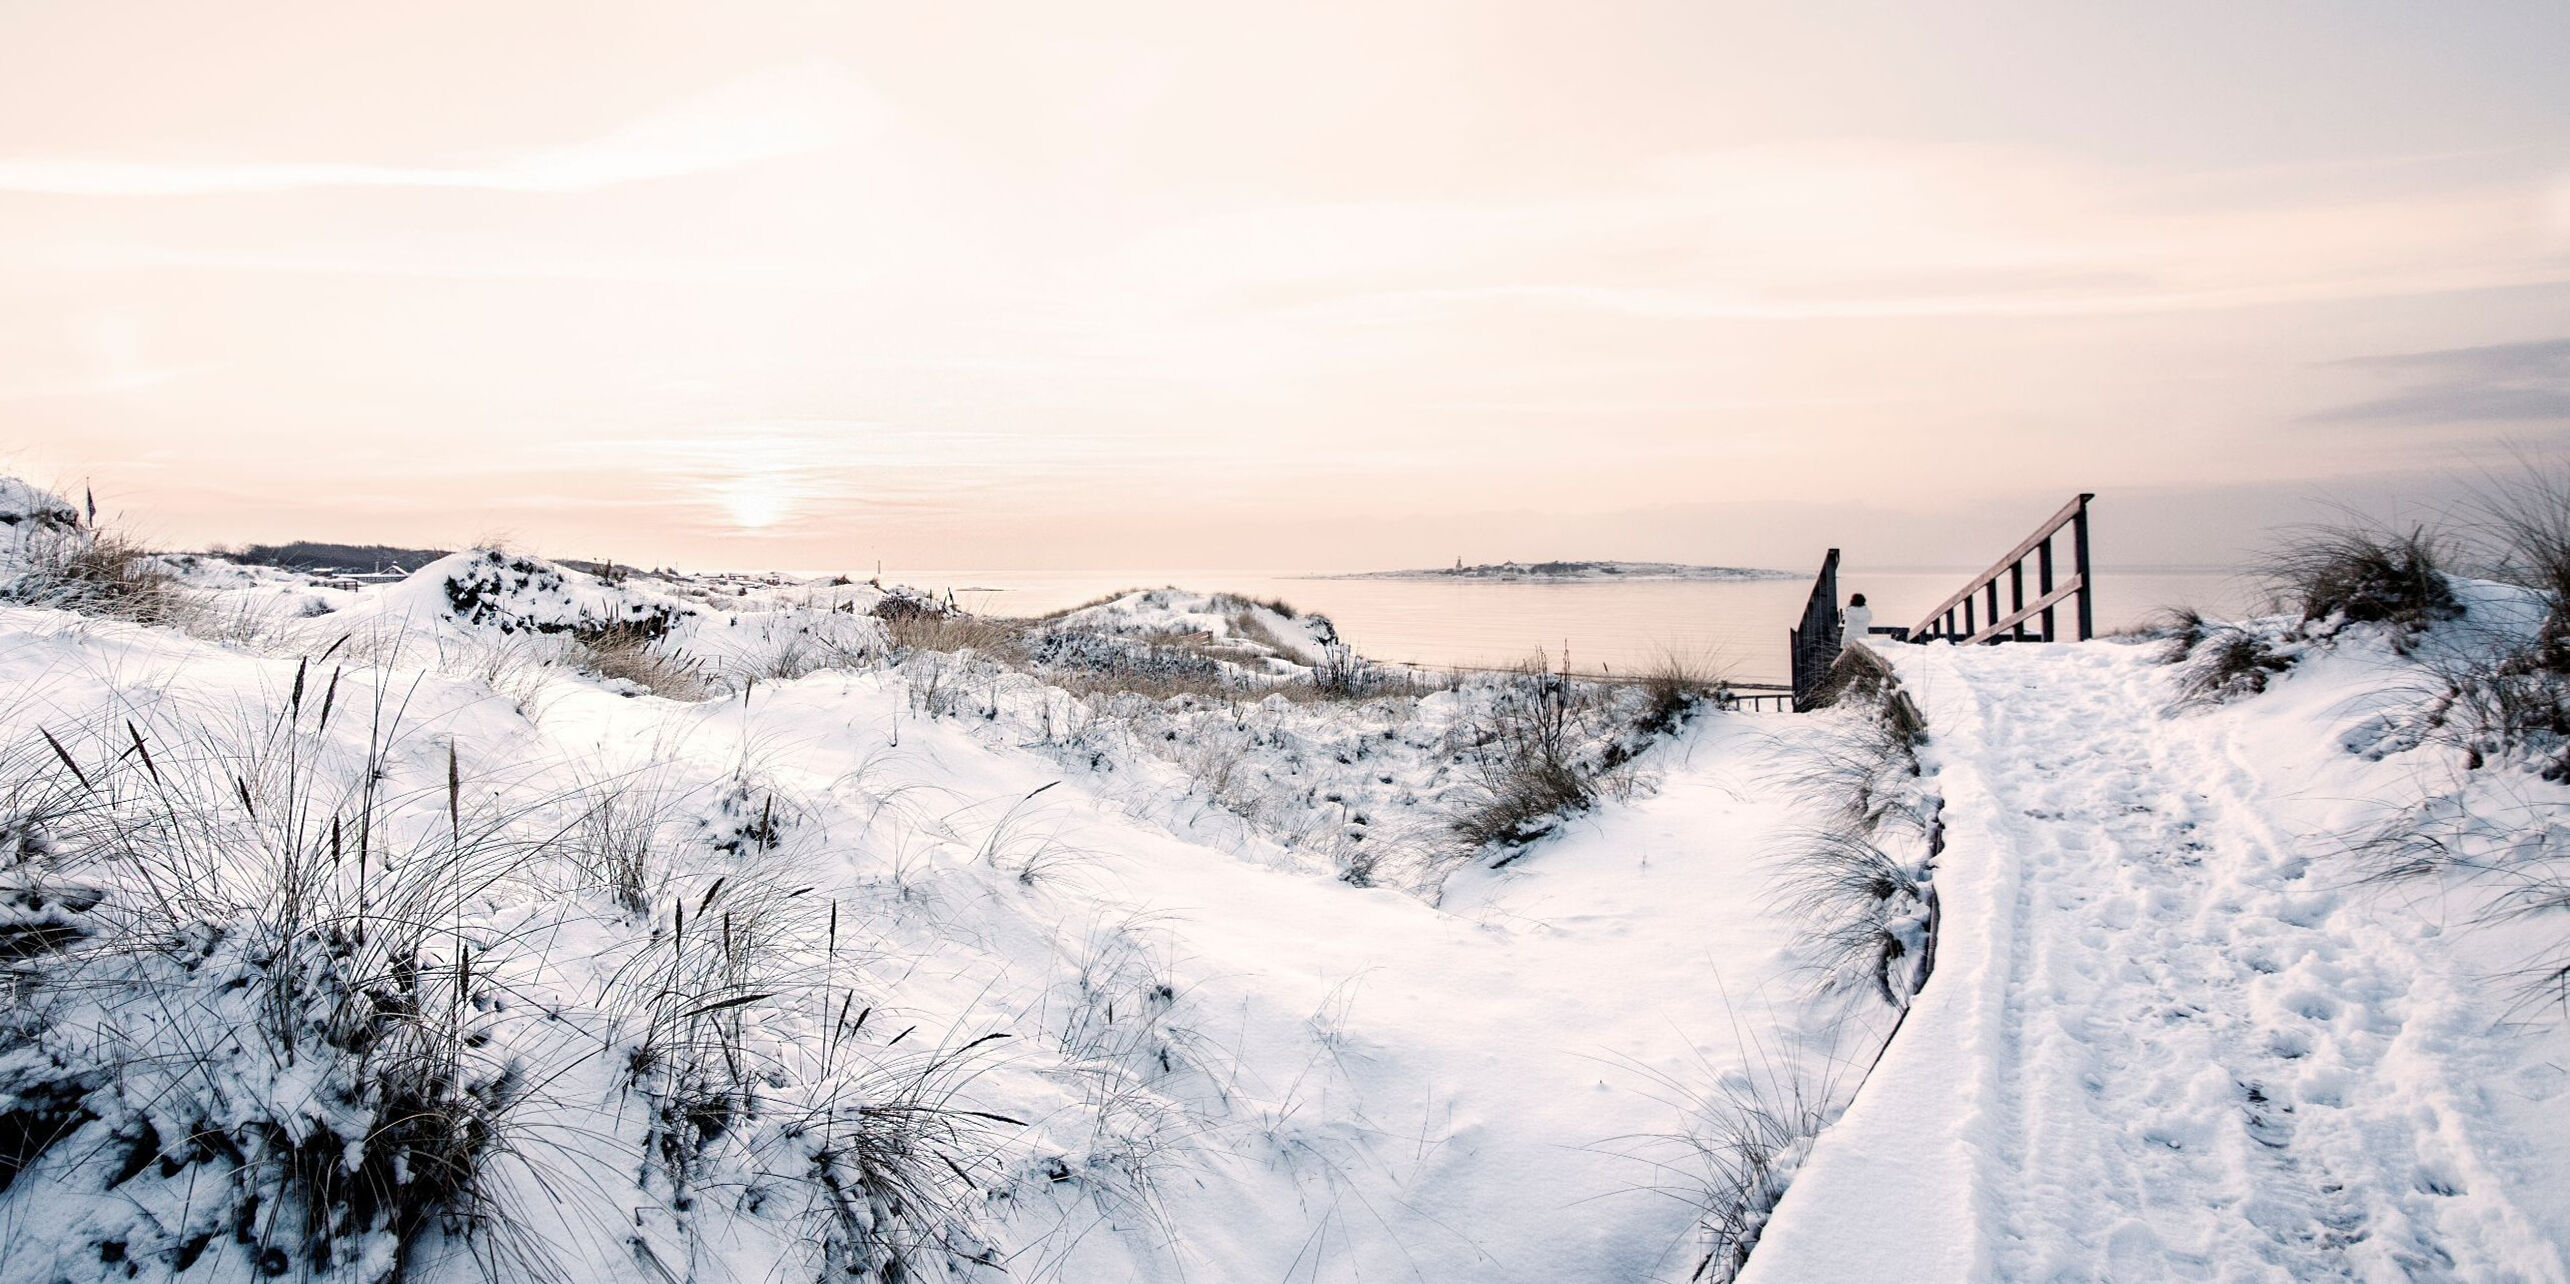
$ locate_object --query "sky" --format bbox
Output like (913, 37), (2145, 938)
(4, 1), (2567, 573)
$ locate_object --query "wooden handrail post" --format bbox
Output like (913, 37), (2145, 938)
(2071, 493), (2094, 641)
(2038, 536), (2056, 642)
(2009, 561), (2025, 641)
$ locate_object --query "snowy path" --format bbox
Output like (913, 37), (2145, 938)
(1748, 641), (2567, 1283)
(1964, 645), (2494, 1279)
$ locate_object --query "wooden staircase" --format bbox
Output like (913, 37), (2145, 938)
(1909, 493), (2094, 644)
(1788, 494), (2097, 712)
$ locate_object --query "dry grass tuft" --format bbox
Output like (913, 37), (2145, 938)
(0, 688), (569, 1278)
(2353, 780), (2570, 1013)
(1216, 592), (1298, 620)
(1451, 654), (1605, 853)
(1022, 628), (1235, 701)
(1047, 667), (1237, 703)
(1614, 1029), (1853, 1284)
(2317, 464), (2570, 1010)
(2470, 458), (2570, 672)
(1035, 587), (1158, 619)
(571, 622), (713, 700)
(1280, 661), (1452, 703)
(1678, 1063), (1838, 1283)
(880, 610), (1025, 663)
(1802, 645), (1925, 745)
(1762, 651), (1940, 1011)
(2138, 605), (2213, 660)
(6, 525), (197, 627)
(2263, 522), (2458, 633)
(2156, 609), (2290, 706)
(1772, 828), (1935, 1006)
(1636, 651), (1724, 735)
(1227, 609), (1301, 658)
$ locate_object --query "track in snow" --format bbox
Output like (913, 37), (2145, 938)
(1931, 643), (2548, 1282)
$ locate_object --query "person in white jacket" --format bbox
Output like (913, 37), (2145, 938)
(1841, 592), (1872, 644)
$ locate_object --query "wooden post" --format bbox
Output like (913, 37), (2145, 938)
(1788, 624), (1801, 705)
(2038, 536), (2056, 642)
(1985, 579), (2001, 640)
(2009, 561), (2025, 640)
(2071, 493), (2095, 641)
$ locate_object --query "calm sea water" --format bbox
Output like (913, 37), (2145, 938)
(899, 566), (2262, 686)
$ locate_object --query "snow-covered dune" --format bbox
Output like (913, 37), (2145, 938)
(1039, 585), (1342, 668)
(5, 485), (2568, 1281)
(0, 500), (1854, 1283)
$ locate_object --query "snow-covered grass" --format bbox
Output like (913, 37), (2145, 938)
(0, 480), (1875, 1283)
(14, 476), (2570, 1282)
(1634, 651), (1725, 737)
(4, 674), (580, 1278)
(1447, 653), (1614, 856)
(1611, 646), (1950, 1281)
(1, 521), (192, 628)
(0, 636), (1222, 1280)
(2155, 608), (2294, 706)
(1619, 1025), (1860, 1284)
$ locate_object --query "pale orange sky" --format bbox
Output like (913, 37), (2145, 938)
(5, 1), (2567, 571)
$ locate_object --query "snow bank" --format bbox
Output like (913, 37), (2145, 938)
(0, 524), (1839, 1283)
(0, 478), (83, 577)
(0, 478), (78, 545)
(1046, 587), (1341, 666)
(374, 549), (699, 637)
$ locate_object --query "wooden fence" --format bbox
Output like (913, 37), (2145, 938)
(1909, 494), (2095, 645)
(1788, 548), (1843, 712)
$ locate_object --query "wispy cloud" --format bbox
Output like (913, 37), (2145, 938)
(2340, 337), (2570, 380)
(1100, 142), (2570, 322)
(2311, 338), (2570, 424)
(0, 64), (874, 196)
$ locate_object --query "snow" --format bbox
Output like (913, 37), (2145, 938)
(0, 478), (78, 533)
(0, 540), (1840, 1283)
(3, 510), (2568, 1281)
(1748, 630), (2570, 1284)
(0, 478), (83, 576)
(1043, 586), (1342, 666)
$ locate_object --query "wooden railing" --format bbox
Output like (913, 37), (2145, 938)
(1724, 688), (1797, 712)
(1910, 493), (2094, 644)
(1788, 548), (1843, 712)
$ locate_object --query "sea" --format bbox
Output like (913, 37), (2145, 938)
(886, 565), (2263, 687)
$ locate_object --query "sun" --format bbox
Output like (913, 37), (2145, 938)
(711, 475), (792, 530)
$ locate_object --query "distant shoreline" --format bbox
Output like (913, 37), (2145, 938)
(1311, 560), (1800, 583)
